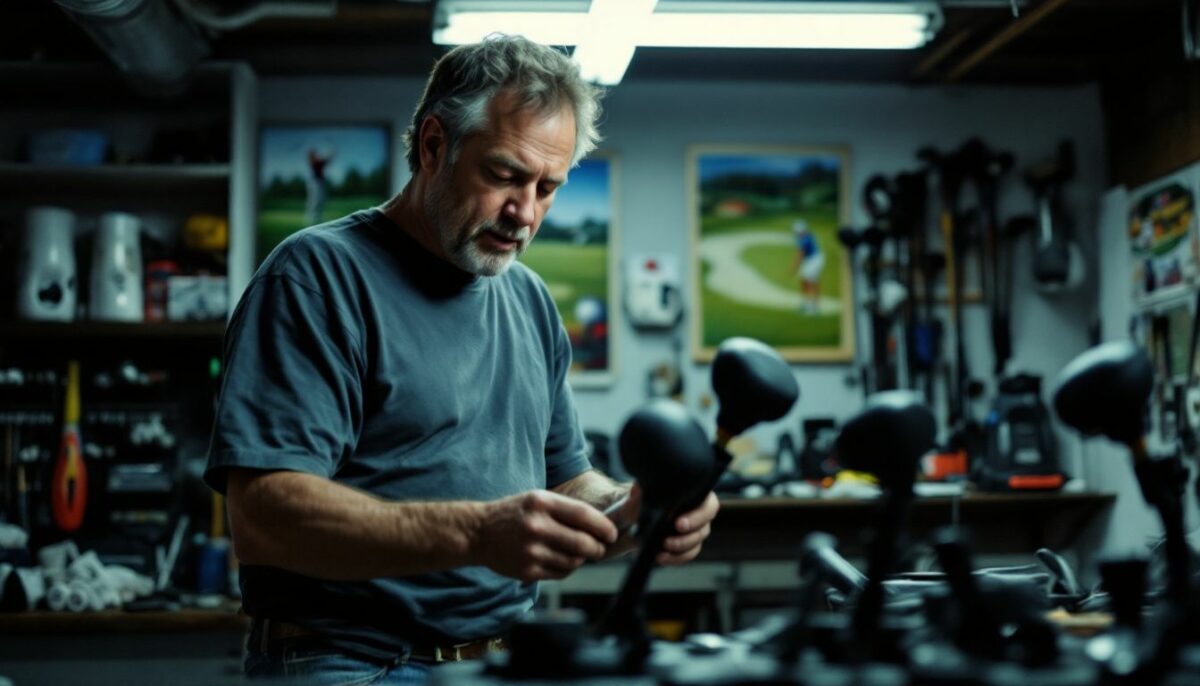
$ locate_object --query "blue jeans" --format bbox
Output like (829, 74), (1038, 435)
(244, 622), (435, 685)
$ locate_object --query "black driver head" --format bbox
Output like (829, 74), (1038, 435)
(835, 390), (936, 491)
(711, 337), (800, 438)
(1051, 341), (1153, 446)
(618, 399), (714, 512)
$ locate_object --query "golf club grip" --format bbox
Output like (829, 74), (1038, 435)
(596, 445), (733, 638)
(596, 510), (675, 637)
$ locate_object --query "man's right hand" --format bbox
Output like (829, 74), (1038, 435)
(475, 490), (618, 582)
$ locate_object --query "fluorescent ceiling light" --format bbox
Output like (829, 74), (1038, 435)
(571, 0), (656, 84)
(434, 1), (943, 84)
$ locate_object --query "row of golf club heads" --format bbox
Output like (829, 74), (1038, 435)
(640, 340), (1195, 686)
(429, 340), (1173, 685)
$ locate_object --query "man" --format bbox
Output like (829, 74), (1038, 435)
(792, 219), (825, 314)
(205, 35), (719, 685)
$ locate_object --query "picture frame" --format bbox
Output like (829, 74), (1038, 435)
(257, 123), (393, 264)
(688, 144), (854, 363)
(1129, 174), (1200, 307)
(520, 153), (619, 387)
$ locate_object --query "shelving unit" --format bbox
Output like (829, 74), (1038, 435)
(0, 162), (231, 197)
(0, 60), (258, 326)
(0, 62), (255, 583)
(0, 321), (226, 342)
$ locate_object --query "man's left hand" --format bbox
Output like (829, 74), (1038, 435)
(658, 491), (719, 566)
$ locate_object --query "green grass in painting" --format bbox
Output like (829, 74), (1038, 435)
(519, 241), (608, 333)
(257, 195), (385, 262)
(698, 206), (844, 349)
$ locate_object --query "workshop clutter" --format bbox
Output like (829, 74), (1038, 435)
(0, 358), (228, 608)
(428, 344), (1200, 686)
(0, 537), (154, 612)
(836, 137), (1075, 493)
(11, 205), (229, 324)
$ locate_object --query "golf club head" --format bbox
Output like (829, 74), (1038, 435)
(711, 337), (800, 438)
(1052, 341), (1152, 446)
(838, 226), (862, 250)
(862, 226), (887, 248)
(618, 399), (714, 513)
(835, 390), (935, 492)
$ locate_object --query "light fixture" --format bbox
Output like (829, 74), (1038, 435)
(433, 1), (944, 85)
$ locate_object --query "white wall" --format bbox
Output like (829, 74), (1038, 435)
(261, 76), (1113, 497)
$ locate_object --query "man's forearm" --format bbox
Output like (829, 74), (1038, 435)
(228, 469), (486, 581)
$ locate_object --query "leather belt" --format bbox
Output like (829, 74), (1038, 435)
(259, 619), (505, 663)
(261, 618), (320, 642)
(409, 637), (506, 663)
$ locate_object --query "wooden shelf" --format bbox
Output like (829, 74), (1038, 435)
(702, 492), (1116, 560)
(0, 321), (226, 342)
(0, 162), (230, 197)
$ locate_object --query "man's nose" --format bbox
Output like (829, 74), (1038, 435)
(503, 184), (537, 228)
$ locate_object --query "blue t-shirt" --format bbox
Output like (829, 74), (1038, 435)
(204, 208), (592, 660)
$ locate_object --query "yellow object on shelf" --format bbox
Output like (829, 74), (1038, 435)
(184, 214), (229, 252)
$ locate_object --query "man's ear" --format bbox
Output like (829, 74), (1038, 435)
(418, 116), (447, 175)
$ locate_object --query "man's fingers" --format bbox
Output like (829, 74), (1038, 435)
(664, 523), (710, 554)
(541, 491), (619, 545)
(675, 492), (720, 533)
(657, 545), (703, 566)
(528, 510), (609, 560)
(528, 543), (585, 573)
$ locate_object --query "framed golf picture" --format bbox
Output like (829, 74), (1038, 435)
(688, 144), (854, 363)
(257, 123), (392, 264)
(520, 153), (619, 387)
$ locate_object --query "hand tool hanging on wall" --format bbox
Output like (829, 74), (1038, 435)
(890, 170), (929, 393)
(1027, 140), (1085, 294)
(52, 360), (87, 533)
(837, 226), (873, 397)
(910, 190), (946, 405)
(839, 176), (908, 397)
(960, 138), (1017, 376)
(919, 144), (982, 466)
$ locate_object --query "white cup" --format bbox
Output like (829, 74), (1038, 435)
(90, 211), (144, 321)
(16, 206), (77, 321)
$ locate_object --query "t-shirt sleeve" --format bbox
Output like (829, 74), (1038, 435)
(204, 273), (364, 494)
(542, 313), (592, 489)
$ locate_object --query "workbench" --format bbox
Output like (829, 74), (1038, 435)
(542, 492), (1116, 631)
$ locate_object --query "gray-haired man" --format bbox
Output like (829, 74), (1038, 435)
(206, 35), (719, 684)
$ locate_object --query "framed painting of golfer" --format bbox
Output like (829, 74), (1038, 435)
(257, 124), (392, 264)
(520, 153), (618, 387)
(688, 144), (854, 363)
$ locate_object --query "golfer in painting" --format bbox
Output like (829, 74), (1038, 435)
(793, 219), (824, 314)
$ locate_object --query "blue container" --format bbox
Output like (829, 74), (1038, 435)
(27, 129), (109, 165)
(196, 538), (230, 594)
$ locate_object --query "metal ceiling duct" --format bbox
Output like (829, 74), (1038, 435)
(53, 0), (210, 97)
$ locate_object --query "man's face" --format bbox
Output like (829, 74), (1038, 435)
(425, 91), (575, 276)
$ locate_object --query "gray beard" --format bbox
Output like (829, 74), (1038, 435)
(428, 177), (529, 277)
(448, 225), (527, 276)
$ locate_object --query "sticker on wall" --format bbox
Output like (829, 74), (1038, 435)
(1129, 179), (1199, 305)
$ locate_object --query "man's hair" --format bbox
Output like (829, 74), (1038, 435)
(403, 34), (603, 174)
